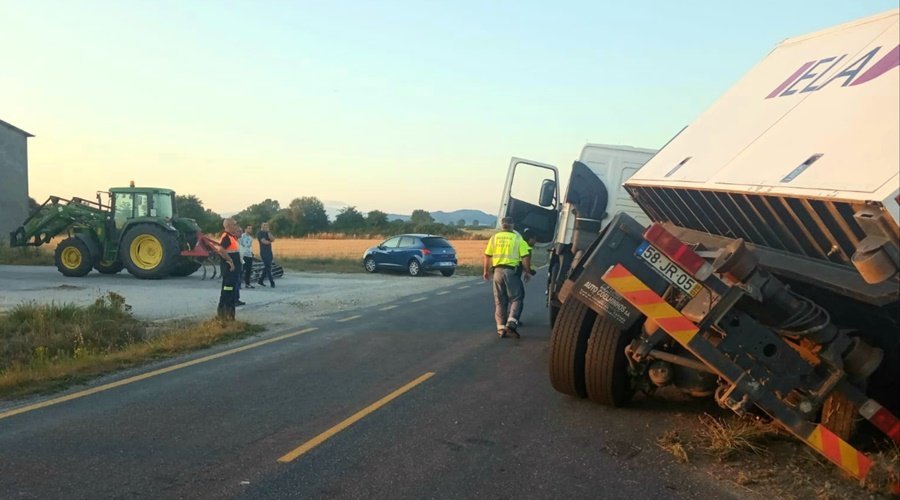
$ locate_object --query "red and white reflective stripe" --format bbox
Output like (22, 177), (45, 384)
(860, 399), (900, 444)
(642, 224), (712, 280)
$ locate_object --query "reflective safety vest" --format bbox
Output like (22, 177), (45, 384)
(220, 232), (239, 253)
(484, 231), (528, 267)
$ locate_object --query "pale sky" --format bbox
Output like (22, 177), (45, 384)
(2, 1), (896, 216)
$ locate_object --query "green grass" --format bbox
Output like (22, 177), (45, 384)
(0, 244), (54, 266)
(0, 292), (263, 398)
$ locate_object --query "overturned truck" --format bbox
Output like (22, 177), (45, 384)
(508, 9), (900, 488)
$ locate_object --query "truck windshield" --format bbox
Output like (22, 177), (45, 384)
(153, 193), (174, 219)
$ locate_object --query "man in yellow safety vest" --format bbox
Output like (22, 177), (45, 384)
(483, 217), (532, 338)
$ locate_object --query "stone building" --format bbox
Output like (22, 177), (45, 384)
(0, 119), (33, 243)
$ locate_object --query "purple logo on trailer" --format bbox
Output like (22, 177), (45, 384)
(766, 44), (899, 98)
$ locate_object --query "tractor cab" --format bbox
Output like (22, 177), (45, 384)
(102, 187), (177, 230)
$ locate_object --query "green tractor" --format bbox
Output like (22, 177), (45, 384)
(9, 186), (208, 279)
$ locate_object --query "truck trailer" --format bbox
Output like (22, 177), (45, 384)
(500, 9), (900, 489)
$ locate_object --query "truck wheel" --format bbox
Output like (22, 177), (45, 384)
(821, 391), (859, 441)
(55, 237), (93, 277)
(121, 224), (179, 279)
(584, 315), (636, 406)
(170, 258), (202, 277)
(94, 259), (124, 274)
(549, 299), (596, 398)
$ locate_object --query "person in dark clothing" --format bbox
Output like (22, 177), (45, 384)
(256, 222), (276, 288)
(216, 218), (242, 320)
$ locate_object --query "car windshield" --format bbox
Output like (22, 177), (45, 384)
(422, 237), (452, 248)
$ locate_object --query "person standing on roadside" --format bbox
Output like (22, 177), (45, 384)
(239, 225), (255, 289)
(483, 217), (531, 339)
(216, 218), (242, 320)
(257, 222), (276, 288)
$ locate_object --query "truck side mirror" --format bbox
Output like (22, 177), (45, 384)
(538, 179), (556, 207)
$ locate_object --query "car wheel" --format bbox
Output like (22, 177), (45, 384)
(364, 257), (378, 273)
(407, 259), (421, 277)
(440, 269), (455, 277)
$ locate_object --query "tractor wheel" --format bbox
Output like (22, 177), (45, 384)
(549, 298), (596, 398)
(94, 259), (124, 274)
(821, 390), (859, 441)
(584, 315), (637, 406)
(54, 237), (93, 277)
(170, 258), (202, 277)
(121, 224), (180, 279)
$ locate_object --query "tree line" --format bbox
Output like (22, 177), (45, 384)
(175, 195), (475, 237)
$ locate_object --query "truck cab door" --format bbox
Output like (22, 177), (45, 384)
(497, 158), (559, 244)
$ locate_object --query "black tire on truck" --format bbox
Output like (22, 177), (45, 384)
(820, 391), (859, 441)
(121, 224), (180, 279)
(549, 298), (597, 398)
(170, 257), (202, 277)
(584, 315), (637, 406)
(54, 237), (94, 277)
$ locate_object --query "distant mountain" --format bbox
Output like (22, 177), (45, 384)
(387, 209), (496, 227)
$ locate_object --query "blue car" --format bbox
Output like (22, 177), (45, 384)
(363, 234), (458, 277)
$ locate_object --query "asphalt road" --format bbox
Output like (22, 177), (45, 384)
(0, 269), (745, 500)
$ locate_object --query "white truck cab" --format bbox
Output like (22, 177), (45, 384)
(497, 144), (657, 323)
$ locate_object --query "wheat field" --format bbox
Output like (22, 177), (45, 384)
(267, 238), (489, 267)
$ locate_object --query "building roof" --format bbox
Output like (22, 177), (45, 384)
(0, 119), (34, 138)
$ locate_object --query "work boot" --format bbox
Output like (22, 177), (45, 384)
(505, 320), (520, 339)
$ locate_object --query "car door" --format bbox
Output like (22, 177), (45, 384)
(396, 236), (419, 266)
(375, 236), (401, 268)
(497, 157), (560, 244)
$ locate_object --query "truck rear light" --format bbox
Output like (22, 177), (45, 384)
(643, 224), (712, 280)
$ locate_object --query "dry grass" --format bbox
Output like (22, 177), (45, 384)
(863, 446), (900, 494)
(657, 429), (691, 463)
(695, 413), (772, 460)
(0, 244), (54, 266)
(0, 293), (262, 398)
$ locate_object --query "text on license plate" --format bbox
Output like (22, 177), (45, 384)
(636, 242), (702, 297)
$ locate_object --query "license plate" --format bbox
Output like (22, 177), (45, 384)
(636, 242), (702, 297)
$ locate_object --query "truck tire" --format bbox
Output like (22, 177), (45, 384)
(584, 315), (636, 406)
(170, 257), (202, 277)
(820, 391), (859, 441)
(121, 224), (179, 279)
(94, 259), (124, 274)
(549, 298), (596, 398)
(54, 237), (93, 277)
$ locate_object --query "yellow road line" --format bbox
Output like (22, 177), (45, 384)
(337, 315), (362, 322)
(278, 372), (435, 463)
(379, 305), (398, 311)
(0, 327), (319, 421)
(436, 291), (451, 295)
(411, 297), (427, 303)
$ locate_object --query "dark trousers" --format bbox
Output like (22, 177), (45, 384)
(243, 256), (254, 286)
(218, 253), (241, 320)
(258, 256), (274, 286)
